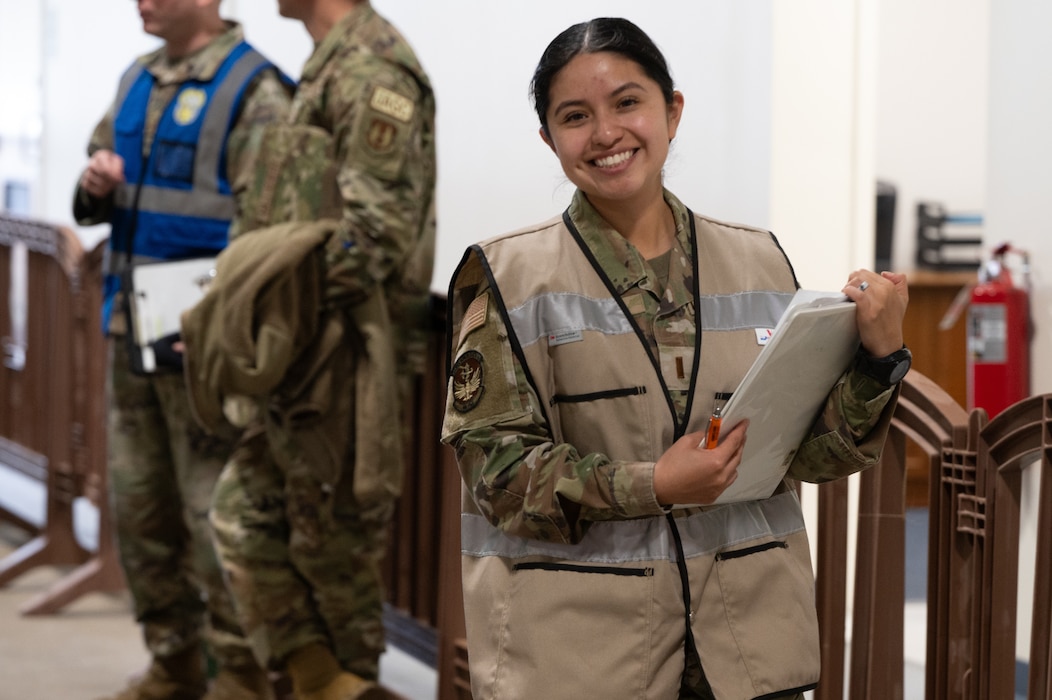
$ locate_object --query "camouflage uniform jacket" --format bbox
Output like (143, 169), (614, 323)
(185, 3), (435, 501)
(231, 0), (437, 377)
(441, 189), (899, 699)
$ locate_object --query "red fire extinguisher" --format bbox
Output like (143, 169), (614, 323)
(967, 243), (1031, 418)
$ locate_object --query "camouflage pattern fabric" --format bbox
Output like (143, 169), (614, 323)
(107, 339), (254, 669)
(228, 1), (437, 378)
(211, 426), (393, 678)
(209, 2), (436, 674)
(82, 21), (293, 671)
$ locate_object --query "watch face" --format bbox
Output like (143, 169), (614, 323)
(888, 348), (912, 384)
(890, 359), (911, 384)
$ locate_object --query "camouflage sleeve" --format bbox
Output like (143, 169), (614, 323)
(321, 56), (434, 304)
(441, 289), (665, 545)
(226, 68), (294, 183)
(72, 104), (119, 225)
(786, 365), (899, 483)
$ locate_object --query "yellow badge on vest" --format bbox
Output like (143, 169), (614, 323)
(173, 88), (207, 126)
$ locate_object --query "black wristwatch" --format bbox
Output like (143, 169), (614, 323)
(855, 345), (912, 387)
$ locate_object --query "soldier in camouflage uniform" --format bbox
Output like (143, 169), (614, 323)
(203, 1), (435, 699)
(441, 18), (910, 700)
(73, 1), (293, 698)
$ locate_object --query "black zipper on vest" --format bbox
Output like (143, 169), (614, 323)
(665, 512), (715, 696)
(715, 540), (788, 561)
(513, 562), (654, 577)
(550, 386), (646, 406)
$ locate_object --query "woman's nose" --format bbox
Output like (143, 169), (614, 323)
(591, 113), (622, 147)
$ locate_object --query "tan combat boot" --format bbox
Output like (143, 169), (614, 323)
(203, 664), (276, 700)
(96, 646), (207, 700)
(285, 643), (385, 700)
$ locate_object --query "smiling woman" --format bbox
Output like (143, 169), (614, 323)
(440, 16), (910, 700)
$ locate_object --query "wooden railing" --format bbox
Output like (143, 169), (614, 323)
(0, 215), (122, 614)
(2, 213), (1049, 699)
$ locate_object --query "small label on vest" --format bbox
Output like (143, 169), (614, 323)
(755, 327), (774, 346)
(548, 329), (583, 346)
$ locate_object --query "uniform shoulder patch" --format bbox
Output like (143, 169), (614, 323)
(451, 350), (485, 413)
(369, 85), (415, 123)
(459, 294), (489, 344)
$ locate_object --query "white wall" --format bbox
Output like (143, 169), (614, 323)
(987, 0), (1052, 661)
(24, 1), (775, 293)
(771, 0), (877, 292)
(0, 0), (44, 215)
(876, 0), (990, 273)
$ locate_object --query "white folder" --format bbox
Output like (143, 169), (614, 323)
(706, 290), (860, 505)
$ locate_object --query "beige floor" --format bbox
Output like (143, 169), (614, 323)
(0, 523), (152, 700)
(0, 470), (437, 700)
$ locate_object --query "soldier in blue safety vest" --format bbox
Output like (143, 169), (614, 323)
(72, 1), (293, 698)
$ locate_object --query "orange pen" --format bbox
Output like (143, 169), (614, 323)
(705, 392), (732, 449)
(705, 406), (723, 450)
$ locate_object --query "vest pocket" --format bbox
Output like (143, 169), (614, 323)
(709, 534), (820, 693)
(494, 559), (657, 699)
(550, 385), (647, 405)
(552, 386), (654, 459)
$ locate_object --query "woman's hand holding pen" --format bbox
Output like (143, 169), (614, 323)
(843, 270), (910, 357)
(653, 420), (749, 506)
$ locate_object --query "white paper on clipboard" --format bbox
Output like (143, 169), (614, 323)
(706, 289), (860, 505)
(128, 257), (216, 372)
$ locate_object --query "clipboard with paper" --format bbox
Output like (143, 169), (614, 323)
(706, 289), (861, 505)
(126, 257), (216, 374)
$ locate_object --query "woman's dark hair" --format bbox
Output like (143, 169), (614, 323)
(530, 17), (675, 138)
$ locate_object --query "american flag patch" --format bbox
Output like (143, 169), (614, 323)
(460, 294), (488, 343)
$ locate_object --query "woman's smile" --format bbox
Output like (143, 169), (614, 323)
(593, 149), (636, 169)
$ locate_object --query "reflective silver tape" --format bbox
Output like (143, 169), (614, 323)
(461, 490), (806, 563)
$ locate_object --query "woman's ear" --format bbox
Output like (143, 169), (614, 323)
(667, 91), (685, 141)
(539, 127), (557, 154)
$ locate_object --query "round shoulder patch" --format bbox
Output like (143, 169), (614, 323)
(451, 350), (485, 413)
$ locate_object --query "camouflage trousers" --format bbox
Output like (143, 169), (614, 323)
(210, 418), (394, 679)
(107, 338), (255, 670)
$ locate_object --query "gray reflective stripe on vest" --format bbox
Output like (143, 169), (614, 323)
(506, 290), (796, 348)
(698, 290), (795, 331)
(461, 490), (806, 563)
(115, 185), (236, 220)
(194, 49), (268, 195)
(508, 292), (634, 347)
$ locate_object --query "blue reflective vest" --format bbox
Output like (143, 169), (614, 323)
(103, 41), (282, 328)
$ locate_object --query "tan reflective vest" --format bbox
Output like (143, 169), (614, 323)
(448, 210), (823, 699)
